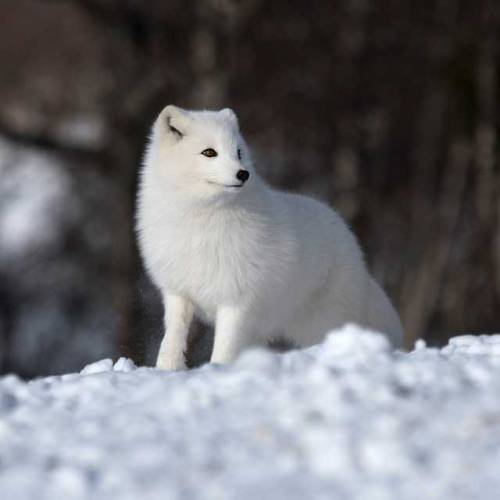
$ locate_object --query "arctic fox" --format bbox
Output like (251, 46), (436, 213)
(136, 105), (403, 370)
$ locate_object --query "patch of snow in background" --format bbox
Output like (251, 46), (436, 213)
(52, 114), (105, 151)
(1, 325), (500, 500)
(0, 137), (119, 376)
(0, 138), (73, 258)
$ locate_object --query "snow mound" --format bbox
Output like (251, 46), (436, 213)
(1, 325), (500, 500)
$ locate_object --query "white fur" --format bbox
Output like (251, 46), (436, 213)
(136, 105), (404, 370)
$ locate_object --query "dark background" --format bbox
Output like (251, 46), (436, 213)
(0, 0), (498, 377)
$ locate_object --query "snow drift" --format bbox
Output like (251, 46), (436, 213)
(1, 325), (500, 500)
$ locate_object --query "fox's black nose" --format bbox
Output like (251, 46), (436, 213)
(236, 169), (250, 183)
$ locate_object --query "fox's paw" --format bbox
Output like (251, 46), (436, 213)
(156, 352), (187, 371)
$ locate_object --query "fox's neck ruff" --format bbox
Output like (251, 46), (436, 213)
(145, 171), (272, 225)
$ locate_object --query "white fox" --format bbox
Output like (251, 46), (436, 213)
(136, 105), (403, 370)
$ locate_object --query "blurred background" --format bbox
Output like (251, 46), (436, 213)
(0, 0), (498, 377)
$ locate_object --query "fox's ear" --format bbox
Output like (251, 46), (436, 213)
(220, 108), (239, 128)
(156, 105), (190, 141)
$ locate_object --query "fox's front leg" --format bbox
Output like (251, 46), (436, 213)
(156, 293), (194, 370)
(211, 305), (256, 364)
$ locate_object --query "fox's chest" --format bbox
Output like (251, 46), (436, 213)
(159, 218), (259, 305)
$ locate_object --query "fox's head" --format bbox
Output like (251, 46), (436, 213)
(146, 105), (255, 203)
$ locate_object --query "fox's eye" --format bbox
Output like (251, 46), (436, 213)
(201, 148), (218, 158)
(237, 148), (242, 160)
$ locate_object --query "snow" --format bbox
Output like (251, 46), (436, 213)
(1, 325), (500, 500)
(52, 114), (105, 150)
(0, 137), (73, 258)
(0, 137), (122, 375)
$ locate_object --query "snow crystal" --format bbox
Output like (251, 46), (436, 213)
(443, 334), (500, 356)
(1, 325), (500, 500)
(113, 357), (137, 373)
(80, 358), (114, 375)
(414, 338), (426, 350)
